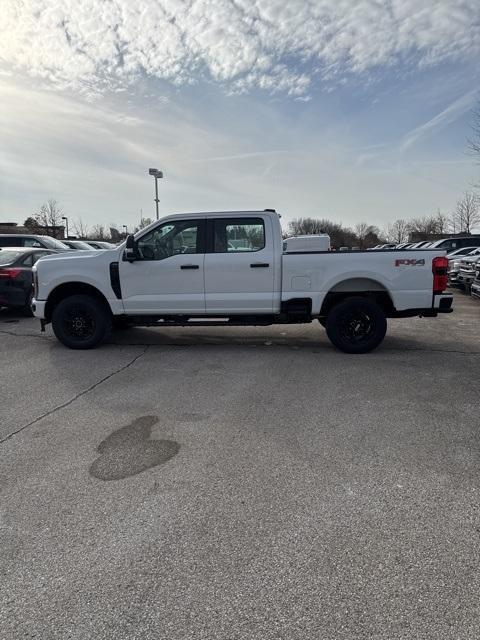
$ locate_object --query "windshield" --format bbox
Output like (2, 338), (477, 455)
(0, 250), (23, 265)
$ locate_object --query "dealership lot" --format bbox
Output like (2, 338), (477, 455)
(1, 292), (479, 639)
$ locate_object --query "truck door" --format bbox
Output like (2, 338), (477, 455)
(119, 218), (206, 314)
(204, 216), (275, 313)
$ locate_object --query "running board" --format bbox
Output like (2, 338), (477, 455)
(124, 315), (280, 327)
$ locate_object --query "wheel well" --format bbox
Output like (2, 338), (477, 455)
(320, 280), (394, 317)
(45, 282), (111, 322)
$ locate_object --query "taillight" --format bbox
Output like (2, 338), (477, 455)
(0, 267), (22, 279)
(432, 256), (448, 294)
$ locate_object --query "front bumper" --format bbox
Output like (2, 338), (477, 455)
(458, 271), (475, 285)
(32, 299), (47, 319)
(471, 282), (480, 299)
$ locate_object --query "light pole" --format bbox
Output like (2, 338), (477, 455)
(148, 168), (163, 220)
(61, 216), (69, 239)
(123, 225), (128, 237)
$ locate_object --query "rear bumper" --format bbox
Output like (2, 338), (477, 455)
(433, 293), (453, 312)
(391, 294), (453, 318)
(32, 299), (46, 319)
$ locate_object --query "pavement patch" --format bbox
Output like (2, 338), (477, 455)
(89, 415), (180, 481)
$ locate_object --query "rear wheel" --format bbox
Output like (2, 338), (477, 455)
(325, 297), (387, 354)
(52, 294), (111, 349)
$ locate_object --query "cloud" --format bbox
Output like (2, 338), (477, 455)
(0, 0), (479, 97)
(400, 89), (478, 151)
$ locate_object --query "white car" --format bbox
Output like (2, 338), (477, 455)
(32, 209), (453, 353)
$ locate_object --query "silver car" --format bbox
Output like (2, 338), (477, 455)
(458, 255), (480, 289)
(448, 249), (480, 286)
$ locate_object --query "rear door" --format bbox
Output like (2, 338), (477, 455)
(204, 216), (275, 313)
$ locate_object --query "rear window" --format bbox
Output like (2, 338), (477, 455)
(0, 250), (23, 265)
(213, 218), (265, 252)
(0, 236), (24, 247)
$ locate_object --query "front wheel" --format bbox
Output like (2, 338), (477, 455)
(325, 297), (387, 354)
(52, 294), (111, 349)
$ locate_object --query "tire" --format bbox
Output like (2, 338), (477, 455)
(52, 294), (111, 349)
(325, 297), (387, 354)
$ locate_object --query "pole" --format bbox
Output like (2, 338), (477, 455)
(154, 176), (159, 221)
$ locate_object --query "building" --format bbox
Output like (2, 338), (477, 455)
(0, 221), (65, 239)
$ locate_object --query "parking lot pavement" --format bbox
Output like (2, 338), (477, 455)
(1, 292), (479, 639)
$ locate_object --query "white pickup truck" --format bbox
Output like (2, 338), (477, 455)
(32, 209), (453, 353)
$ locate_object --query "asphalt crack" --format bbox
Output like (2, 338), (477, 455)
(0, 345), (149, 444)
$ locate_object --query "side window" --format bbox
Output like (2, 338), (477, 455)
(0, 237), (21, 247)
(213, 218), (265, 253)
(22, 254), (34, 267)
(24, 237), (42, 247)
(137, 220), (202, 260)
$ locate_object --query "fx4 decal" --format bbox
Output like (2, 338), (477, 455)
(395, 258), (425, 267)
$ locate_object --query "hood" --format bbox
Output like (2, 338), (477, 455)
(461, 256), (480, 265)
(38, 249), (115, 262)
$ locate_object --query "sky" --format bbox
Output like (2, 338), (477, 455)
(1, 0), (479, 233)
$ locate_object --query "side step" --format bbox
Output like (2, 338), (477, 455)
(125, 315), (278, 327)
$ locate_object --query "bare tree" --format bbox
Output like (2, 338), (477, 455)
(288, 218), (327, 236)
(73, 218), (90, 239)
(354, 222), (380, 248)
(385, 219), (409, 244)
(134, 217), (153, 233)
(435, 209), (449, 234)
(407, 215), (443, 238)
(33, 199), (63, 235)
(90, 224), (106, 240)
(287, 217), (381, 249)
(452, 192), (480, 234)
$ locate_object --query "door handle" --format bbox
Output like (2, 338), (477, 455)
(180, 264), (200, 270)
(250, 263), (270, 268)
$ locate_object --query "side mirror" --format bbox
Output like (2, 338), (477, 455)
(125, 234), (137, 262)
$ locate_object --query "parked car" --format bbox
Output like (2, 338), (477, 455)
(447, 249), (480, 286)
(84, 241), (116, 250)
(32, 209), (453, 353)
(429, 236), (480, 253)
(446, 246), (480, 259)
(369, 243), (397, 250)
(471, 263), (480, 300)
(0, 234), (70, 251)
(0, 247), (57, 314)
(409, 241), (432, 249)
(62, 239), (96, 250)
(458, 255), (480, 291)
